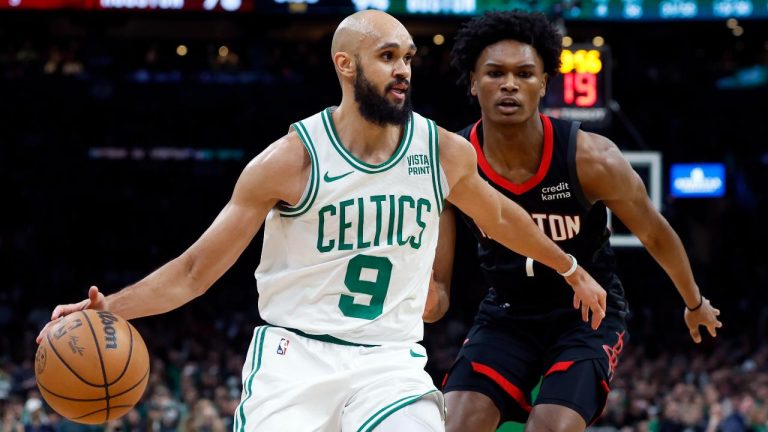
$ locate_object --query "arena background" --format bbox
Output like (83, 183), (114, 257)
(1, 1), (767, 430)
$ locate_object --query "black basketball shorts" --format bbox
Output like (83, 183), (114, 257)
(443, 310), (626, 425)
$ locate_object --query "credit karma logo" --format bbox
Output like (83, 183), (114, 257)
(670, 163), (725, 198)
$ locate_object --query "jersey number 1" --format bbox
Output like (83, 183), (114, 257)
(338, 254), (392, 320)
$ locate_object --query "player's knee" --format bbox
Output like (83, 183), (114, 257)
(445, 391), (500, 432)
(373, 398), (443, 432)
(526, 406), (586, 432)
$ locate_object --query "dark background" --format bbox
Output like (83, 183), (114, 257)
(1, 8), (767, 430)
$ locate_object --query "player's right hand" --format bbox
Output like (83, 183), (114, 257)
(35, 286), (106, 344)
(564, 267), (607, 330)
(684, 296), (722, 343)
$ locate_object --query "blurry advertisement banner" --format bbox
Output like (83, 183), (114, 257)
(0, 0), (253, 11)
(670, 163), (726, 198)
(1, 0), (765, 18)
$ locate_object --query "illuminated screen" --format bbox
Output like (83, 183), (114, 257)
(1, 0), (766, 19)
(542, 45), (611, 125)
(670, 163), (726, 198)
(258, 0), (767, 19)
(0, 0), (254, 11)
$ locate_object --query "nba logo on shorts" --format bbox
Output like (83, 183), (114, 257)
(276, 338), (290, 355)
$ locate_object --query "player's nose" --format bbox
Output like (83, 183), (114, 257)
(500, 73), (519, 92)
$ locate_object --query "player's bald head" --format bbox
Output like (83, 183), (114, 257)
(331, 10), (412, 57)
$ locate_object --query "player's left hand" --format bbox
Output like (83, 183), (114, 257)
(565, 266), (607, 330)
(684, 297), (722, 343)
(423, 272), (449, 323)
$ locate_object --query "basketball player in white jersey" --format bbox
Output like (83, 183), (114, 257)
(37, 10), (608, 431)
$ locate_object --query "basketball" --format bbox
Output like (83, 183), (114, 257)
(35, 309), (150, 424)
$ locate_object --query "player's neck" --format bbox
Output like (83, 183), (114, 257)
(331, 103), (404, 164)
(481, 113), (544, 176)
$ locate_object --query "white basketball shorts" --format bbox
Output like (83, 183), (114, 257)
(233, 325), (445, 432)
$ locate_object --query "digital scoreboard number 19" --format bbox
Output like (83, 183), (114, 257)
(542, 45), (611, 127)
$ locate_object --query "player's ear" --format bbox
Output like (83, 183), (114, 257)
(540, 72), (548, 98)
(470, 71), (478, 96)
(334, 51), (355, 78)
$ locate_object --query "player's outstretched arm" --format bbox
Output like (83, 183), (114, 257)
(438, 128), (606, 329)
(423, 205), (456, 323)
(37, 131), (311, 343)
(575, 131), (722, 342)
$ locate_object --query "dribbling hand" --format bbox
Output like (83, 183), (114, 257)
(564, 267), (607, 330)
(684, 296), (722, 343)
(35, 286), (106, 344)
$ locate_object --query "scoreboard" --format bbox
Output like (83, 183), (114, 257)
(542, 45), (612, 127)
(2, 0), (767, 18)
(0, 0), (255, 11)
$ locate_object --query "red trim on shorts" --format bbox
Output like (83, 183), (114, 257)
(544, 360), (575, 377)
(600, 379), (611, 394)
(470, 361), (532, 413)
(442, 373), (449, 390)
(468, 114), (554, 195)
(588, 379), (613, 426)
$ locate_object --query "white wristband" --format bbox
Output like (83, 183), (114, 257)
(558, 254), (578, 277)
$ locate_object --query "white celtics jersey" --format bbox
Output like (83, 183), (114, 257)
(255, 108), (448, 345)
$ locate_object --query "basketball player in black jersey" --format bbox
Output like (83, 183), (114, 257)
(434, 11), (724, 432)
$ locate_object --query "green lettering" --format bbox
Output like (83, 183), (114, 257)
(370, 195), (386, 247)
(356, 197), (371, 249)
(410, 198), (431, 249)
(397, 195), (415, 246)
(387, 195), (395, 246)
(317, 205), (336, 252)
(339, 199), (354, 251)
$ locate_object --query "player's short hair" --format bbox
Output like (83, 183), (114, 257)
(451, 11), (563, 94)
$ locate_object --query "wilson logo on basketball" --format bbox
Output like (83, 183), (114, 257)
(35, 309), (150, 424)
(97, 311), (119, 350)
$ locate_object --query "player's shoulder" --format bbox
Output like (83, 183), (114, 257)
(437, 125), (474, 155)
(243, 130), (310, 178)
(575, 130), (633, 189)
(455, 122), (475, 141)
(576, 130), (621, 165)
(235, 129), (312, 204)
(435, 125), (477, 185)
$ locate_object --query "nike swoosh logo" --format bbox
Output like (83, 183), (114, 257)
(410, 349), (426, 358)
(324, 171), (353, 183)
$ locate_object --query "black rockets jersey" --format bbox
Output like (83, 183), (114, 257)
(457, 114), (626, 313)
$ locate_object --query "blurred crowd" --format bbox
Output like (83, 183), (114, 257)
(594, 343), (768, 431)
(1, 311), (768, 431)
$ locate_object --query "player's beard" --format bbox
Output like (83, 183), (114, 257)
(354, 64), (412, 127)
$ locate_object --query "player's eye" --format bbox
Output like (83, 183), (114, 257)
(381, 52), (393, 61)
